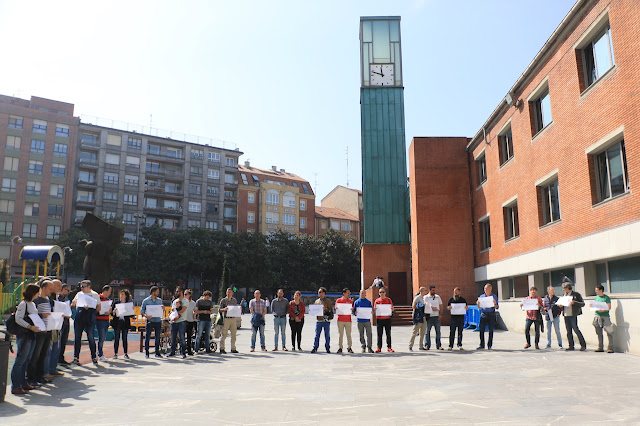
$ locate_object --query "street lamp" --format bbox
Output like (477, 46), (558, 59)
(8, 235), (22, 282)
(62, 246), (72, 282)
(133, 213), (147, 270)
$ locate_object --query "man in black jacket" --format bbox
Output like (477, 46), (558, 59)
(542, 286), (563, 349)
(559, 281), (586, 351)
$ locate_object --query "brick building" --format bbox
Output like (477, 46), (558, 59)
(410, 0), (640, 351)
(320, 185), (363, 242)
(314, 206), (360, 240)
(237, 162), (315, 236)
(0, 95), (79, 277)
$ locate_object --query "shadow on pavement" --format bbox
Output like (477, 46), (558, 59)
(0, 401), (28, 416)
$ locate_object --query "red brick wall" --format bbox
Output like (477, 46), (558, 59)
(361, 243), (411, 304)
(409, 137), (476, 306)
(470, 0), (640, 268)
(236, 187), (258, 232)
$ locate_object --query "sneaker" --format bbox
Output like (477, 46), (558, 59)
(476, 346), (485, 350)
(566, 347), (575, 351)
(272, 347), (278, 351)
(368, 348), (374, 353)
(92, 358), (99, 365)
(362, 347), (366, 353)
(607, 349), (614, 353)
(220, 349), (227, 354)
(182, 354), (187, 359)
(595, 348), (604, 352)
(73, 357), (81, 365)
(282, 347), (288, 351)
(11, 388), (28, 395)
(375, 348), (382, 353)
(145, 353), (150, 358)
(231, 349), (239, 353)
(155, 353), (163, 358)
(250, 348), (255, 352)
(59, 359), (70, 365)
(437, 347), (444, 350)
(337, 348), (343, 354)
(408, 347), (413, 351)
(420, 347), (428, 351)
(99, 356), (107, 362)
(387, 348), (394, 353)
(535, 345), (540, 350)
(291, 347), (295, 352)
(347, 348), (353, 354)
(124, 354), (130, 360)
(580, 346), (587, 351)
(459, 346), (463, 351)
(311, 348), (317, 353)
(448, 347), (453, 351)
(488, 346), (492, 350)
(113, 354), (118, 360)
(51, 371), (64, 377)
(545, 345), (551, 349)
(326, 348), (330, 353)
(524, 344), (531, 349)
(262, 348), (268, 352)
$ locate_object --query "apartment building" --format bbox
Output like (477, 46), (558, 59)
(314, 206), (360, 240)
(74, 123), (242, 238)
(0, 95), (80, 276)
(320, 185), (363, 242)
(237, 162), (315, 236)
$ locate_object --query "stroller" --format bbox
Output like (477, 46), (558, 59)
(190, 318), (219, 353)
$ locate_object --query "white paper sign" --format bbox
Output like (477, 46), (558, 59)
(590, 301), (609, 311)
(555, 295), (573, 307)
(47, 312), (64, 331)
(99, 300), (112, 315)
(522, 299), (540, 311)
(478, 297), (495, 309)
(308, 304), (324, 316)
(335, 303), (352, 316)
(29, 314), (46, 331)
(145, 304), (164, 318)
(115, 302), (135, 318)
(226, 305), (242, 317)
(425, 298), (440, 313)
(76, 293), (98, 309)
(450, 303), (466, 315)
(375, 304), (392, 317)
(53, 300), (72, 317)
(169, 310), (180, 321)
(356, 307), (372, 320)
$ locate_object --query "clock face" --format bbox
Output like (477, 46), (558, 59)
(370, 64), (394, 86)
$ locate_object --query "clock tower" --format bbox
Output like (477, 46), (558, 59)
(359, 16), (411, 305)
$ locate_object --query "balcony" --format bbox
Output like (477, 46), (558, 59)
(105, 163), (121, 171)
(146, 150), (185, 163)
(144, 186), (184, 198)
(76, 198), (96, 207)
(80, 139), (100, 150)
(145, 167), (184, 179)
(143, 206), (183, 216)
(77, 178), (97, 188)
(224, 215), (237, 222)
(79, 158), (98, 168)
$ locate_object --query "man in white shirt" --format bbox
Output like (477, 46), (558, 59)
(184, 289), (197, 356)
(423, 285), (444, 350)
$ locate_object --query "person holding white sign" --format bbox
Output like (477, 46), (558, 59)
(476, 283), (499, 350)
(423, 285), (444, 351)
(542, 286), (563, 349)
(71, 280), (101, 365)
(353, 289), (374, 353)
(520, 287), (543, 349)
(112, 289), (134, 360)
(96, 285), (113, 362)
(336, 288), (354, 354)
(218, 288), (239, 354)
(169, 288), (188, 359)
(27, 280), (54, 386)
(591, 285), (614, 353)
(10, 283), (41, 395)
(141, 286), (164, 358)
(374, 288), (394, 352)
(311, 287), (333, 353)
(44, 279), (67, 379)
(559, 280), (586, 351)
(409, 287), (427, 351)
(57, 283), (72, 365)
(288, 290), (305, 351)
(447, 287), (468, 350)
(194, 290), (214, 354)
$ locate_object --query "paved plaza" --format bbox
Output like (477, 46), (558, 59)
(2, 316), (640, 425)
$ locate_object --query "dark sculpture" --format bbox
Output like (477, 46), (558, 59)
(80, 213), (124, 286)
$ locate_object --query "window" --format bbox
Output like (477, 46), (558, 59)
(23, 223), (37, 238)
(498, 125), (514, 166)
(206, 221), (217, 230)
(48, 205), (63, 219)
(226, 157), (236, 167)
(503, 200), (519, 241)
(104, 172), (119, 184)
(127, 136), (142, 150)
(30, 139), (45, 153)
(266, 189), (279, 206)
(224, 207), (235, 218)
(191, 148), (203, 159)
(208, 169), (219, 180)
(32, 120), (47, 134)
(581, 24), (614, 88)
(224, 190), (235, 199)
(330, 220), (340, 230)
(341, 222), (353, 231)
(4, 157), (18, 171)
(475, 152), (487, 185)
(206, 203), (218, 213)
(321, 220), (327, 229)
(283, 192), (296, 208)
(283, 213), (295, 226)
(124, 193), (138, 205)
(123, 213), (135, 225)
(544, 269), (576, 295)
(0, 200), (15, 213)
(80, 151), (97, 164)
(300, 217), (306, 229)
(207, 186), (218, 196)
(26, 181), (41, 195)
(1, 178), (16, 192)
(266, 212), (279, 224)
(224, 173), (236, 184)
(594, 141), (629, 203)
(300, 199), (306, 211)
(49, 184), (64, 198)
(529, 81), (553, 135)
(188, 220), (200, 227)
(8, 116), (23, 129)
(248, 192), (255, 204)
(606, 256), (640, 294)
(52, 164), (65, 177)
(55, 124), (69, 137)
(191, 165), (203, 176)
(126, 156), (140, 168)
(166, 200), (181, 210)
(28, 160), (43, 174)
(53, 143), (67, 157)
(252, 174), (260, 187)
(241, 173), (249, 185)
(6, 135), (21, 150)
(106, 153), (120, 165)
(224, 224), (233, 232)
(301, 183), (311, 195)
(77, 190), (94, 203)
(125, 175), (139, 186)
(208, 152), (220, 162)
(79, 170), (96, 183)
(24, 202), (39, 216)
(538, 179), (561, 226)
(82, 133), (99, 145)
(103, 192), (118, 202)
(165, 147), (181, 159)
(145, 198), (158, 208)
(101, 211), (116, 220)
(479, 216), (491, 250)
(146, 161), (160, 173)
(0, 221), (12, 237)
(189, 184), (201, 195)
(107, 134), (121, 146)
(248, 211), (255, 223)
(189, 202), (201, 213)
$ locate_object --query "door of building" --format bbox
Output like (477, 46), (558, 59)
(388, 272), (408, 305)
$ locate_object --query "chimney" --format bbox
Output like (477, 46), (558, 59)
(280, 168), (285, 173)
(244, 161), (250, 167)
(272, 166), (277, 171)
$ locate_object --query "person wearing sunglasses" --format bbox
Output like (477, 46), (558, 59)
(374, 288), (394, 352)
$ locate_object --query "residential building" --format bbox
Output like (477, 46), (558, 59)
(237, 162), (315, 236)
(320, 185), (363, 241)
(74, 122), (242, 238)
(0, 95), (80, 276)
(409, 0), (640, 352)
(315, 206), (360, 240)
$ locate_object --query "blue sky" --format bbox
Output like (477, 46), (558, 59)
(0, 0), (576, 201)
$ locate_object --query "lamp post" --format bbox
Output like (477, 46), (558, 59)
(8, 235), (22, 282)
(133, 213), (146, 270)
(62, 246), (72, 282)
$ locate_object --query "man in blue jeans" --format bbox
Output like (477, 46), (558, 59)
(71, 280), (100, 365)
(312, 287), (333, 353)
(169, 287), (188, 358)
(271, 289), (289, 351)
(141, 286), (164, 358)
(476, 283), (499, 350)
(96, 285), (112, 362)
(249, 290), (267, 351)
(195, 290), (214, 353)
